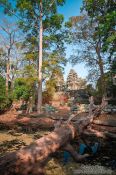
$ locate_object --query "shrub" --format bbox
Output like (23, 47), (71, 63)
(13, 78), (33, 101)
(0, 76), (12, 112)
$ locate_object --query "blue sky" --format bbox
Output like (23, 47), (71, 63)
(58, 0), (88, 80)
(0, 0), (88, 81)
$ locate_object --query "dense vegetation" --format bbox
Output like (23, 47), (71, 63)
(0, 0), (115, 112)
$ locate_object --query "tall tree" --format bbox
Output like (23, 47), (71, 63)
(0, 18), (22, 94)
(66, 15), (110, 95)
(38, 0), (43, 113)
(15, 0), (66, 113)
(82, 0), (116, 59)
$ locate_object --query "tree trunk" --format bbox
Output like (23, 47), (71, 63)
(99, 57), (106, 96)
(0, 124), (76, 175)
(6, 58), (10, 95)
(37, 0), (43, 114)
(84, 128), (116, 139)
(91, 124), (116, 133)
(96, 40), (106, 96)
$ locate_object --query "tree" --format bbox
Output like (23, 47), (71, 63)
(38, 0), (43, 113)
(0, 18), (22, 94)
(82, 0), (116, 97)
(0, 76), (6, 112)
(86, 84), (96, 96)
(0, 75), (12, 112)
(13, 68), (37, 102)
(0, 48), (6, 77)
(13, 0), (66, 113)
(66, 15), (110, 96)
(0, 0), (67, 112)
(82, 0), (116, 56)
(42, 68), (65, 104)
(55, 72), (65, 91)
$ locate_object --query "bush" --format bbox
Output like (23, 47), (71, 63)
(0, 76), (12, 113)
(13, 78), (33, 101)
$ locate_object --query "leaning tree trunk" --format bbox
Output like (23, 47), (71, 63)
(0, 98), (107, 175)
(0, 124), (77, 175)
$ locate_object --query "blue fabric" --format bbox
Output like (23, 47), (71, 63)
(63, 142), (99, 164)
(63, 151), (71, 163)
(91, 142), (99, 154)
(79, 143), (87, 155)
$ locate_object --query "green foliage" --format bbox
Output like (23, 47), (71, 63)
(96, 64), (116, 104)
(43, 14), (64, 30)
(13, 77), (36, 101)
(43, 70), (65, 104)
(66, 2), (115, 95)
(67, 14), (108, 92)
(83, 0), (116, 55)
(13, 84), (30, 100)
(15, 0), (67, 83)
(0, 48), (6, 74)
(86, 84), (96, 96)
(110, 59), (116, 75)
(45, 79), (57, 99)
(0, 76), (6, 111)
(0, 76), (12, 112)
(0, 0), (13, 15)
(0, 0), (67, 106)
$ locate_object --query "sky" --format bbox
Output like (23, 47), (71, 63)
(0, 0), (88, 81)
(58, 0), (88, 81)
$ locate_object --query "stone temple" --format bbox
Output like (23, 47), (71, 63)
(51, 69), (89, 107)
(55, 69), (86, 92)
(66, 69), (86, 90)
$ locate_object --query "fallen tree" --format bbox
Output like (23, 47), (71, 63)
(91, 123), (116, 133)
(92, 119), (116, 127)
(84, 127), (116, 139)
(0, 117), (55, 131)
(0, 97), (115, 175)
(0, 123), (89, 175)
